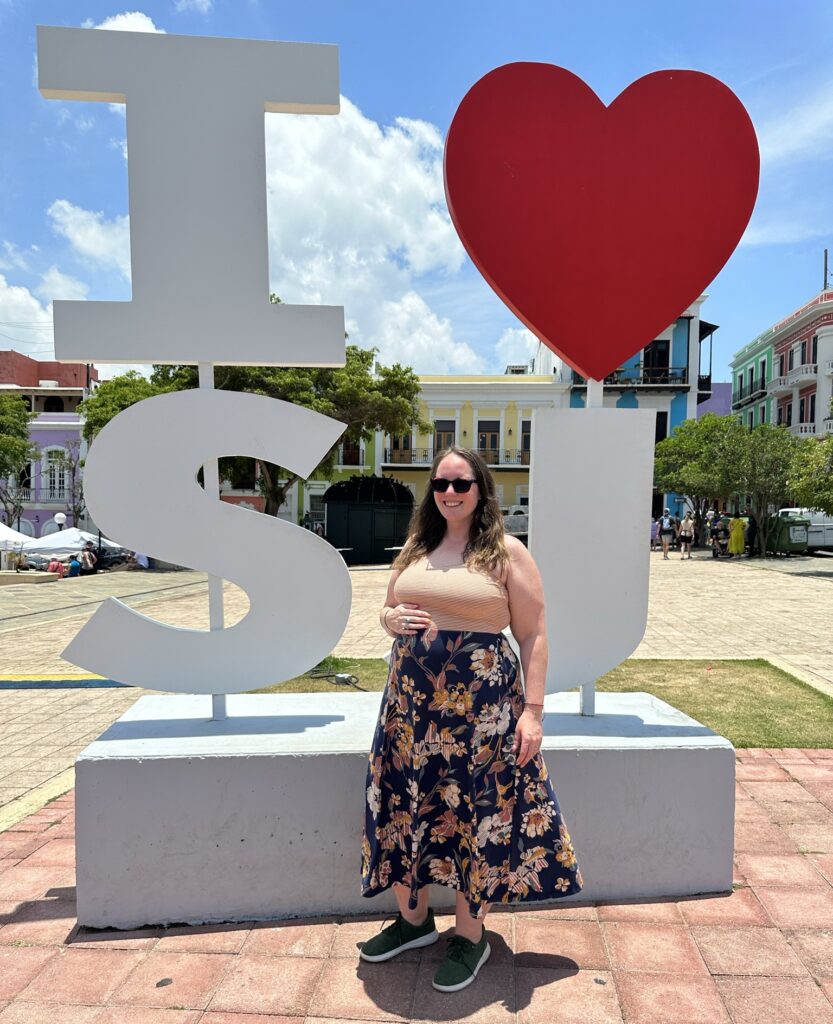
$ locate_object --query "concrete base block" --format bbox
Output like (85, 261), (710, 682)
(75, 691), (735, 929)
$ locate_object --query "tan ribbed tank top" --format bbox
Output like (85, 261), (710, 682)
(393, 553), (510, 633)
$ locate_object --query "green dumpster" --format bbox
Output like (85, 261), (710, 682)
(766, 511), (810, 556)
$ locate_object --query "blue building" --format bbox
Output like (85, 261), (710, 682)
(533, 294), (717, 516)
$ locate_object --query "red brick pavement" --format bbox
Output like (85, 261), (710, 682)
(2, 749), (833, 1022)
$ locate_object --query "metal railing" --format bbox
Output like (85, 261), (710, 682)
(732, 379), (767, 407)
(572, 367), (688, 387)
(698, 374), (712, 393)
(382, 448), (530, 466)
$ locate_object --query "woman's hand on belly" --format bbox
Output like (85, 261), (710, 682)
(390, 602), (437, 639)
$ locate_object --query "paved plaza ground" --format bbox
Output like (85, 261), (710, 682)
(1, 551), (833, 1021)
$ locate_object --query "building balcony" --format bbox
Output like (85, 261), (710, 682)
(382, 448), (530, 467)
(698, 374), (712, 394)
(731, 379), (767, 408)
(40, 489), (67, 503)
(336, 445), (365, 467)
(767, 375), (791, 395)
(825, 360), (833, 376)
(787, 362), (818, 386)
(824, 418), (833, 435)
(571, 367), (688, 389)
(790, 422), (817, 436)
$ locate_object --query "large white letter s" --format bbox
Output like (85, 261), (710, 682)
(63, 390), (351, 694)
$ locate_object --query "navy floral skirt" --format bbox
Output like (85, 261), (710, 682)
(360, 629), (584, 919)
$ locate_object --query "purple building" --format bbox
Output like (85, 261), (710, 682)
(0, 351), (98, 538)
(697, 381), (731, 418)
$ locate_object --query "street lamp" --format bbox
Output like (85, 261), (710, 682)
(54, 512), (67, 532)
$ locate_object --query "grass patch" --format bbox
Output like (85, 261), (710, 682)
(250, 656), (833, 748)
(249, 655), (389, 694)
(598, 658), (833, 748)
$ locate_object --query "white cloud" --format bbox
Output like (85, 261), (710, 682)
(175, 0), (213, 11)
(0, 274), (55, 357)
(84, 11), (164, 32)
(47, 200), (131, 279)
(740, 216), (830, 247)
(493, 326), (538, 372)
(757, 83), (833, 167)
(0, 241), (32, 273)
(375, 292), (483, 374)
(36, 266), (89, 303)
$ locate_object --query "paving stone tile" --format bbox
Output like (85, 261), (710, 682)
(741, 780), (818, 803)
(754, 886), (833, 929)
(514, 919), (607, 970)
(691, 924), (808, 975)
(306, 956), (415, 1021)
(785, 929), (833, 978)
(736, 852), (829, 887)
(409, 961), (516, 1023)
(93, 1010), (201, 1024)
(18, 947), (143, 1005)
(239, 918), (335, 957)
(811, 854), (833, 885)
(783, 765), (833, 784)
(205, 953), (323, 1016)
(17, 838), (75, 867)
(0, 898), (77, 945)
(520, 902), (598, 921)
(0, 834), (49, 860)
(0, 944), (57, 1000)
(735, 762), (791, 782)
(716, 976), (833, 1024)
(733, 800), (771, 822)
(0, 865), (72, 900)
(601, 922), (708, 975)
(613, 971), (730, 1023)
(0, 1004), (99, 1023)
(596, 899), (682, 924)
(154, 922), (253, 955)
(764, 801), (833, 825)
(783, 822), (833, 853)
(109, 950), (234, 1009)
(515, 968), (621, 1024)
(733, 820), (799, 853)
(202, 1014), (304, 1024)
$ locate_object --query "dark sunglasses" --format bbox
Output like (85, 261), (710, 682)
(431, 477), (476, 494)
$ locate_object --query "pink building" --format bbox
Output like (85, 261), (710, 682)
(0, 351), (99, 537)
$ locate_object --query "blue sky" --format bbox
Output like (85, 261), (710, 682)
(1, 1), (833, 380)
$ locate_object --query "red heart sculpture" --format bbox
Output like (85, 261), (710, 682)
(444, 64), (759, 381)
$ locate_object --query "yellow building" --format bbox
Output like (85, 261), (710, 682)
(377, 365), (570, 507)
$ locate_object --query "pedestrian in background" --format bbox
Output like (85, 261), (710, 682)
(728, 512), (746, 557)
(678, 511), (694, 559)
(659, 508), (676, 559)
(650, 517), (659, 551)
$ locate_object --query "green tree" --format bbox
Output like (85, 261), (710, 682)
(78, 370), (163, 443)
(739, 423), (802, 554)
(654, 413), (747, 533)
(0, 393), (38, 530)
(54, 438), (86, 529)
(788, 435), (833, 516)
(151, 345), (427, 516)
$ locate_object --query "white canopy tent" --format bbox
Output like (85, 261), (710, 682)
(21, 527), (124, 558)
(0, 521), (31, 551)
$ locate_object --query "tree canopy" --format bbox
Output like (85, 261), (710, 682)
(80, 347), (426, 517)
(0, 393), (38, 528)
(789, 435), (833, 516)
(78, 370), (162, 444)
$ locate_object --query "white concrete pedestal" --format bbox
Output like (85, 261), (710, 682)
(75, 691), (735, 929)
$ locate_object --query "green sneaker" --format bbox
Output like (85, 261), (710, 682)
(432, 930), (491, 992)
(359, 908), (439, 962)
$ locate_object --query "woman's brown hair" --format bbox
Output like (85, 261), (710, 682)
(393, 446), (508, 576)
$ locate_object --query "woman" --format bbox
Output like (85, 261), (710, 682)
(658, 508), (676, 559)
(728, 512), (746, 557)
(678, 511), (694, 560)
(360, 447), (583, 992)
